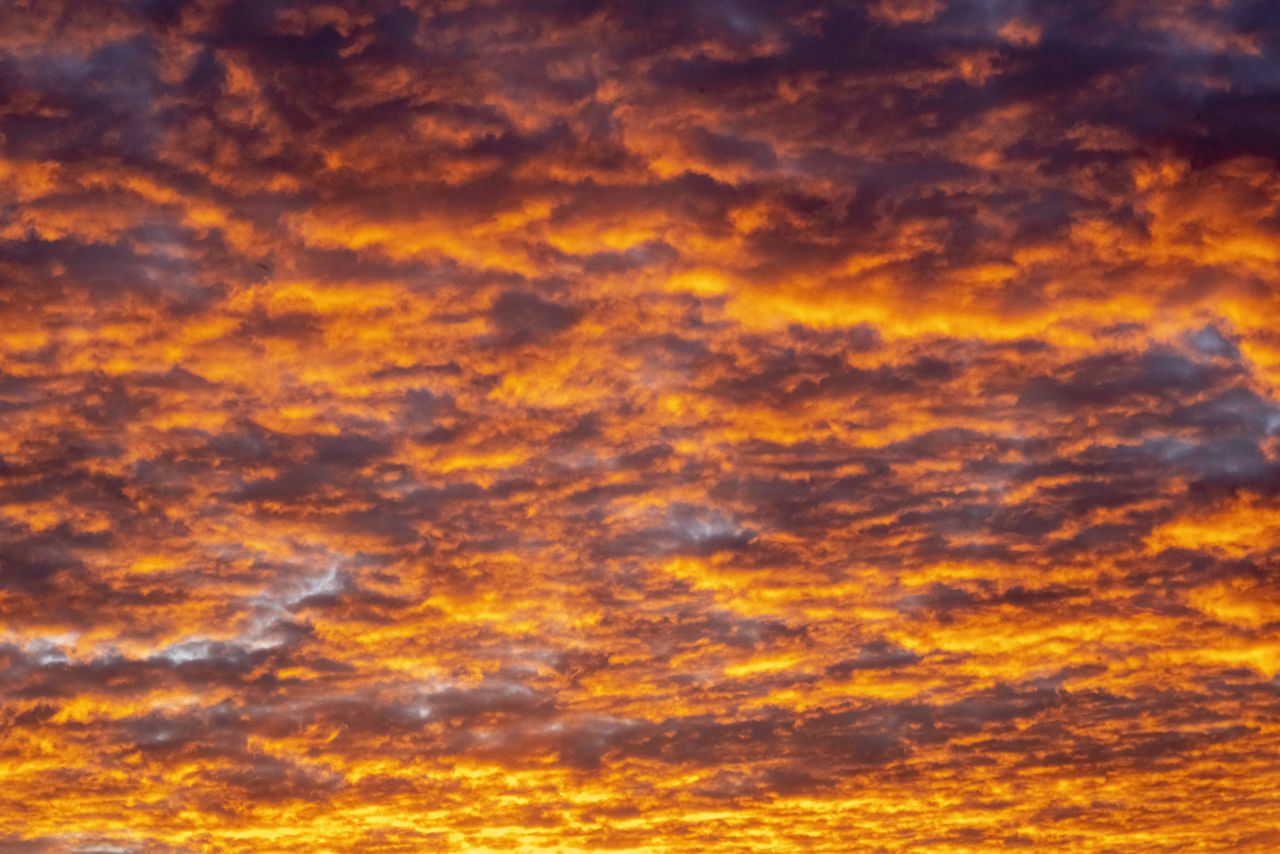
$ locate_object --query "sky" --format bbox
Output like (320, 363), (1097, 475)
(2, 0), (1280, 851)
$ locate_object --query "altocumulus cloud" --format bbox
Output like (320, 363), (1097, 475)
(2, 0), (1280, 851)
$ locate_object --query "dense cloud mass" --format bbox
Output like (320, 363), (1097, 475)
(3, 0), (1280, 850)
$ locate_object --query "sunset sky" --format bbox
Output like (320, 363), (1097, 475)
(3, 0), (1280, 851)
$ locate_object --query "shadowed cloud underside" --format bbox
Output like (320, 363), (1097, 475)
(3, 0), (1280, 851)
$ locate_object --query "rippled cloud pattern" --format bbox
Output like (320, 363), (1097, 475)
(3, 0), (1280, 851)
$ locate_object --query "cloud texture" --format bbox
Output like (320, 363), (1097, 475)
(3, 0), (1280, 850)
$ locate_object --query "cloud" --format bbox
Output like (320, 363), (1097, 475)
(2, 0), (1279, 850)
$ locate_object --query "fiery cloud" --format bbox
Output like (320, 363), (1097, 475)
(3, 0), (1280, 851)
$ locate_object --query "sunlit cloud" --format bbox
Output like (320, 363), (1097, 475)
(3, 0), (1280, 850)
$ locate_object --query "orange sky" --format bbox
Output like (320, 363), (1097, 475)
(2, 0), (1280, 851)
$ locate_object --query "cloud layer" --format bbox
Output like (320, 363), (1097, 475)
(3, 0), (1280, 851)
